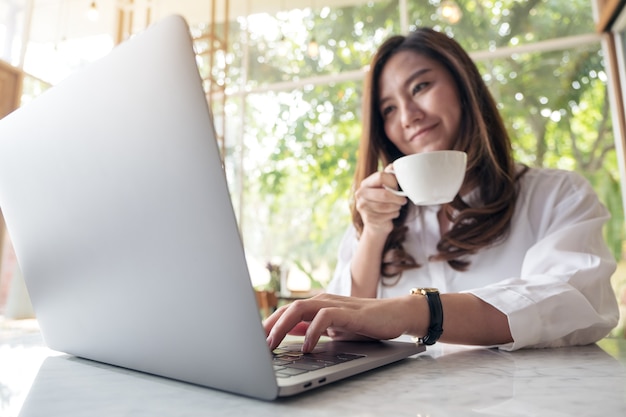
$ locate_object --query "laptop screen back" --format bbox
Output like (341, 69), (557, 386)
(0, 15), (280, 400)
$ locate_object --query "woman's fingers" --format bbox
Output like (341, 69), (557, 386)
(265, 298), (322, 350)
(265, 294), (349, 350)
(302, 306), (358, 351)
(264, 294), (413, 352)
(355, 171), (407, 230)
(288, 321), (311, 336)
(360, 169), (398, 190)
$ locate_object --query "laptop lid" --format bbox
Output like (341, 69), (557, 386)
(0, 15), (422, 400)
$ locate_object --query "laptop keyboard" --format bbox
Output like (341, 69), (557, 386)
(272, 345), (365, 378)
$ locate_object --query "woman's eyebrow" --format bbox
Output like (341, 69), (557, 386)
(379, 67), (433, 108)
(404, 67), (433, 86)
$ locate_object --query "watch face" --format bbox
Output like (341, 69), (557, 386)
(411, 287), (439, 295)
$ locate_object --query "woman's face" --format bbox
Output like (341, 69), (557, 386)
(378, 50), (462, 156)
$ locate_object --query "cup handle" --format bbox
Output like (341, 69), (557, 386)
(383, 184), (407, 197)
(383, 166), (407, 196)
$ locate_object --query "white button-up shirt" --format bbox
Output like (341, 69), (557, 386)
(326, 167), (619, 350)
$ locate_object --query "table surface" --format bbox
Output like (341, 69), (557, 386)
(2, 319), (626, 417)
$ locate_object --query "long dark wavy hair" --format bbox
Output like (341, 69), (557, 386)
(352, 28), (527, 279)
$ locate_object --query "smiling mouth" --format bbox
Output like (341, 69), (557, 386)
(409, 124), (437, 142)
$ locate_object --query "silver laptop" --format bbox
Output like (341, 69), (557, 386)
(0, 15), (423, 400)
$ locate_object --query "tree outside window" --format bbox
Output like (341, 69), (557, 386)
(192, 0), (624, 296)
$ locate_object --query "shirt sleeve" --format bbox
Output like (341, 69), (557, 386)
(469, 171), (619, 350)
(325, 225), (358, 296)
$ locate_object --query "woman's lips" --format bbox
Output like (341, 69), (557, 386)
(408, 123), (438, 142)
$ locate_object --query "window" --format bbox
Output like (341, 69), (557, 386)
(2, 0), (623, 303)
(191, 0), (623, 293)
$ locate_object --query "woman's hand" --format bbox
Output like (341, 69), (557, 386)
(349, 166), (409, 298)
(354, 166), (408, 235)
(263, 293), (426, 352)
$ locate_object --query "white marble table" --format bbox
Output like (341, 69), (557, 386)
(2, 320), (626, 416)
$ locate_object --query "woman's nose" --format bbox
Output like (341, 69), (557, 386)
(400, 100), (424, 128)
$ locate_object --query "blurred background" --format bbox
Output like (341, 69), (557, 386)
(0, 0), (625, 334)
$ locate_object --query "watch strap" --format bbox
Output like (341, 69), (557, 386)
(410, 288), (444, 345)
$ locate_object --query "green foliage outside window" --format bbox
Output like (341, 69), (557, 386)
(193, 0), (624, 287)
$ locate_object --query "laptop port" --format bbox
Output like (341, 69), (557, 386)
(318, 378), (327, 384)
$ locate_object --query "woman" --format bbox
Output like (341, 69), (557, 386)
(264, 28), (619, 353)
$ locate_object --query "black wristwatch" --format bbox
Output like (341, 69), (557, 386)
(410, 288), (444, 345)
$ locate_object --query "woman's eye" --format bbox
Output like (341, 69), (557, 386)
(412, 82), (428, 94)
(381, 106), (394, 117)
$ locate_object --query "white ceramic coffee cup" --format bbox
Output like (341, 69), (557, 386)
(385, 150), (467, 205)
